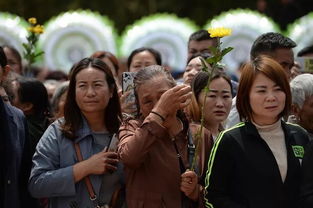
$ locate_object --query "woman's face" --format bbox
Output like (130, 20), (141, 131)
(129, 51), (157, 72)
(249, 73), (286, 125)
(183, 57), (202, 85)
(298, 95), (313, 133)
(75, 67), (112, 117)
(137, 75), (171, 118)
(198, 77), (232, 127)
(4, 47), (22, 75)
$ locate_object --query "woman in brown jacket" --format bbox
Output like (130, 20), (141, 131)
(118, 65), (213, 207)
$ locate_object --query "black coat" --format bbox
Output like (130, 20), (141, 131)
(205, 121), (309, 208)
(0, 99), (37, 208)
(299, 140), (313, 208)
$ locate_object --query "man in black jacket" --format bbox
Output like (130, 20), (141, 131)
(0, 46), (37, 208)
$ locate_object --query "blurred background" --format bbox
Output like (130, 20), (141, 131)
(1, 0), (312, 32)
(1, 0), (312, 75)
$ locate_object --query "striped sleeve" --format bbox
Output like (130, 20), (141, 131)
(204, 122), (245, 208)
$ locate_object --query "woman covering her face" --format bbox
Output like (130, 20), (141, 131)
(29, 58), (125, 208)
(118, 65), (212, 207)
(205, 55), (310, 208)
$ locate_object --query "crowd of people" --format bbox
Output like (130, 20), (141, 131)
(1, 28), (313, 208)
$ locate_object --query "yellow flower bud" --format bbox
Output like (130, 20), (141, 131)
(28, 27), (34, 33)
(28, 17), (37, 25)
(33, 25), (44, 34)
(208, 27), (232, 38)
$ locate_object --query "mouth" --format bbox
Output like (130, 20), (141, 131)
(214, 111), (226, 115)
(185, 78), (193, 84)
(265, 106), (278, 110)
(84, 101), (98, 104)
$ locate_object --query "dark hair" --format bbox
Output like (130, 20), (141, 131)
(17, 78), (50, 116)
(250, 32), (296, 60)
(127, 47), (162, 69)
(187, 52), (211, 65)
(192, 71), (233, 100)
(0, 46), (7, 67)
(297, 45), (313, 57)
(91, 51), (120, 74)
(2, 45), (22, 63)
(45, 70), (68, 81)
(62, 57), (121, 139)
(188, 29), (216, 43)
(236, 55), (291, 121)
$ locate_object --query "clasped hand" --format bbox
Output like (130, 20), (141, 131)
(85, 148), (119, 175)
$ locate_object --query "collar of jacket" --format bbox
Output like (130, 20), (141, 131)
(74, 114), (93, 143)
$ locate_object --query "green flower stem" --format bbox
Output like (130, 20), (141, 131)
(190, 37), (230, 171)
(190, 64), (218, 171)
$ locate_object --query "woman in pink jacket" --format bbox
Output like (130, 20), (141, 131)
(118, 65), (212, 208)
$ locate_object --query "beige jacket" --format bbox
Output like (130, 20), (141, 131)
(118, 115), (213, 208)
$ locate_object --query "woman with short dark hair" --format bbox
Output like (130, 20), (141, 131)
(205, 55), (309, 208)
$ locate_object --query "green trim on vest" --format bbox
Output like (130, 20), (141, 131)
(204, 122), (245, 208)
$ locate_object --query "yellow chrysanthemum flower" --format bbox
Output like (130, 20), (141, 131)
(33, 25), (44, 34)
(28, 17), (37, 25)
(208, 27), (232, 38)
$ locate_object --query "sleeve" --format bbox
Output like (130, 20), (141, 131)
(204, 132), (246, 208)
(117, 116), (168, 169)
(28, 123), (76, 198)
(300, 140), (313, 208)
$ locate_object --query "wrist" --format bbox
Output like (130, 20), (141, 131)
(150, 111), (165, 122)
(151, 108), (167, 120)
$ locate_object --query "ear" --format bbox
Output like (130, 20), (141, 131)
(291, 104), (300, 117)
(20, 102), (34, 114)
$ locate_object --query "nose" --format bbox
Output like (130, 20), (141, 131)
(86, 86), (96, 97)
(187, 68), (198, 78)
(266, 92), (276, 102)
(216, 97), (224, 107)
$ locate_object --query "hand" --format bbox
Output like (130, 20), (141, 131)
(153, 85), (192, 118)
(120, 90), (137, 114)
(84, 148), (119, 175)
(181, 170), (199, 201)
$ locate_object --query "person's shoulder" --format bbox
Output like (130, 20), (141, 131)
(121, 116), (142, 127)
(284, 121), (308, 134)
(222, 122), (246, 136)
(4, 103), (24, 119)
(284, 121), (310, 145)
(40, 118), (64, 139)
(216, 122), (247, 147)
(189, 123), (212, 138)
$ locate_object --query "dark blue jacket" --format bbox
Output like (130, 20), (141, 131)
(0, 99), (36, 208)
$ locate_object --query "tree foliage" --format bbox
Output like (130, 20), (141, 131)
(0, 0), (312, 33)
